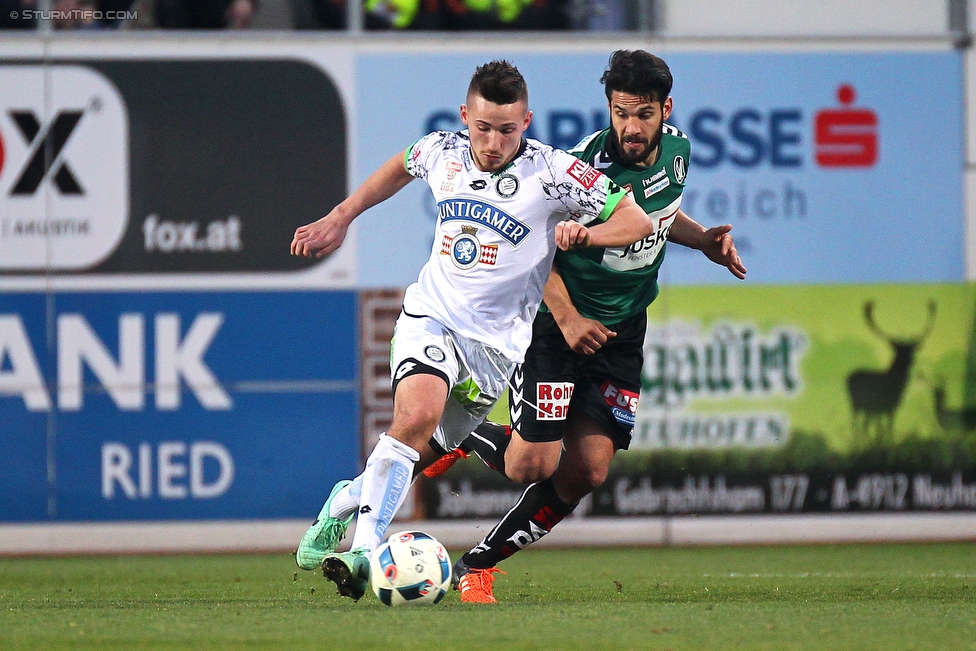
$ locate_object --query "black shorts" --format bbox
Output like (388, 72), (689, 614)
(509, 310), (645, 450)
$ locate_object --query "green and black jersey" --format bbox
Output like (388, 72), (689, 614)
(543, 125), (690, 325)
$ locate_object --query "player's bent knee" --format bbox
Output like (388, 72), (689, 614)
(505, 457), (558, 484)
(580, 466), (608, 491)
(557, 464), (608, 494)
(389, 408), (442, 449)
(507, 466), (553, 484)
(505, 435), (561, 483)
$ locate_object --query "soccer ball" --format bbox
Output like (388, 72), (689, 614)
(369, 530), (452, 606)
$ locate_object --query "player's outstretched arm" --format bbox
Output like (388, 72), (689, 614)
(667, 209), (747, 280)
(291, 151), (414, 258)
(543, 262), (616, 355)
(555, 195), (654, 251)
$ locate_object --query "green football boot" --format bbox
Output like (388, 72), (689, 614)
(295, 480), (354, 571)
(321, 547), (371, 601)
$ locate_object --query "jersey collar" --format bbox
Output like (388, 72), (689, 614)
(456, 131), (528, 176)
(494, 138), (528, 176)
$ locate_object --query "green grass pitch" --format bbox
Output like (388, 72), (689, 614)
(2, 543), (974, 650)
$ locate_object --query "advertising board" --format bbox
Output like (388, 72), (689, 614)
(422, 283), (976, 517)
(356, 51), (963, 286)
(0, 290), (359, 522)
(0, 48), (361, 525)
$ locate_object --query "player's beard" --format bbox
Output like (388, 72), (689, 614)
(474, 149), (506, 172)
(611, 122), (664, 166)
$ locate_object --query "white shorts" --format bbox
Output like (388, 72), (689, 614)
(390, 312), (515, 451)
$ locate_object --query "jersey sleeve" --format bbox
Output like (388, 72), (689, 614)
(551, 150), (627, 223)
(404, 131), (449, 180)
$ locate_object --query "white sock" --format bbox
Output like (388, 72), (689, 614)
(350, 433), (420, 553)
(327, 474), (363, 520)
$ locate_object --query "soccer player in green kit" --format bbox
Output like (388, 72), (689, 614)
(426, 50), (748, 603)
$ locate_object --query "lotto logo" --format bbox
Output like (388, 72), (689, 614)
(567, 159), (600, 189)
(537, 382), (573, 421)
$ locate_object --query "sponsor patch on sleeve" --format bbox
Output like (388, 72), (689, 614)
(567, 159), (601, 189)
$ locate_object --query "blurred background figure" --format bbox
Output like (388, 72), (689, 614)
(290, 0), (345, 28)
(351, 0), (571, 30)
(154, 0), (258, 28)
(437, 0), (570, 30)
(51, 0), (105, 29)
(364, 0), (419, 28)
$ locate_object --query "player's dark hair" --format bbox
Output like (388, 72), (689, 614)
(468, 60), (529, 106)
(601, 50), (673, 105)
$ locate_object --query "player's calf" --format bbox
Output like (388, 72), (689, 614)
(459, 477), (577, 571)
(464, 421), (511, 471)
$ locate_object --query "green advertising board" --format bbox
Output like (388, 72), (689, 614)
(639, 283), (971, 452)
(419, 283), (976, 517)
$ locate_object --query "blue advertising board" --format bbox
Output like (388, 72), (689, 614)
(355, 51), (963, 287)
(0, 291), (359, 522)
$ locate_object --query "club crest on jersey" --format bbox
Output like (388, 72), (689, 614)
(494, 173), (519, 198)
(424, 345), (446, 363)
(437, 199), (529, 246)
(673, 155), (687, 184)
(567, 159), (601, 189)
(440, 225), (498, 269)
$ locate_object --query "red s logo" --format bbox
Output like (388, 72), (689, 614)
(815, 84), (878, 167)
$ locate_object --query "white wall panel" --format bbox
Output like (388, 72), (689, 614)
(661, 0), (949, 37)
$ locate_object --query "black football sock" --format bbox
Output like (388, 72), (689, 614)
(461, 420), (511, 476)
(461, 478), (577, 570)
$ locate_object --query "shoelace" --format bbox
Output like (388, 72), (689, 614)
(319, 519), (345, 544)
(460, 567), (506, 589)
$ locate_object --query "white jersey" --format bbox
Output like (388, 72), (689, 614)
(402, 130), (627, 363)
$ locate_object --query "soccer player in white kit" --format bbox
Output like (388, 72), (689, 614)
(290, 60), (656, 600)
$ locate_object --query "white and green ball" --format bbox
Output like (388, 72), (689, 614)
(369, 531), (452, 606)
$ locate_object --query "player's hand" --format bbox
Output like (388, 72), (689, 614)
(291, 210), (349, 258)
(557, 312), (616, 355)
(555, 220), (591, 251)
(700, 224), (747, 279)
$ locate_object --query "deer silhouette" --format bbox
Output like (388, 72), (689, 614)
(932, 376), (976, 433)
(847, 299), (936, 447)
